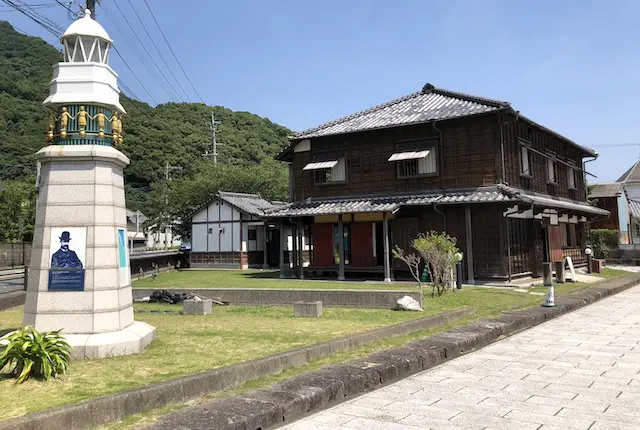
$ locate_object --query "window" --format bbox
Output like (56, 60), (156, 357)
(247, 228), (257, 241)
(389, 140), (437, 178)
(562, 223), (577, 247)
(568, 166), (578, 189)
(546, 156), (557, 183)
(520, 146), (532, 176)
(304, 155), (346, 184)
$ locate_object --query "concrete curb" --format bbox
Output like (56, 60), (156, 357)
(132, 288), (421, 308)
(0, 291), (25, 312)
(146, 274), (640, 430)
(0, 307), (473, 430)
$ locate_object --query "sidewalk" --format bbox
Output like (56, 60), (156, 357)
(283, 284), (640, 429)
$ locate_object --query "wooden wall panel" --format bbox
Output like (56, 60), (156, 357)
(312, 223), (333, 266)
(291, 115), (499, 200)
(351, 222), (375, 267)
(502, 115), (589, 201)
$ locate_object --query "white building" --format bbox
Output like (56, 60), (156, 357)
(188, 191), (304, 269)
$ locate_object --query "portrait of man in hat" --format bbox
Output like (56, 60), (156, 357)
(51, 230), (83, 269)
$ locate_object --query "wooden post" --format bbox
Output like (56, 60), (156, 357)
(262, 224), (269, 270)
(465, 205), (474, 283)
(338, 214), (345, 281)
(383, 213), (391, 283)
(298, 220), (305, 279)
(292, 223), (298, 276)
(279, 219), (286, 279)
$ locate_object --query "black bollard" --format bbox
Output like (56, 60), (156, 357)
(456, 261), (463, 289)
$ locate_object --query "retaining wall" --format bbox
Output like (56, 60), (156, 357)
(132, 287), (421, 309)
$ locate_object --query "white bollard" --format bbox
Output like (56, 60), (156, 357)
(543, 285), (555, 307)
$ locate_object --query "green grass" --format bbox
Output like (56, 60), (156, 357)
(1, 267), (630, 424)
(132, 269), (415, 290)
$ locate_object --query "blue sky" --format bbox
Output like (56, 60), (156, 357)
(4, 0), (640, 182)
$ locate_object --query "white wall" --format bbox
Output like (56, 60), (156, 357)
(192, 224), (207, 252)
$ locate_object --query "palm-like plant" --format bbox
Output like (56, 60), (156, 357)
(0, 326), (72, 384)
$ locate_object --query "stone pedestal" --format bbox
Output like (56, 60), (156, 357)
(24, 145), (155, 359)
(555, 261), (566, 283)
(184, 299), (212, 315)
(293, 301), (323, 317)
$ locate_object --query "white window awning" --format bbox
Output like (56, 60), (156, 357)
(388, 149), (430, 162)
(303, 160), (339, 170)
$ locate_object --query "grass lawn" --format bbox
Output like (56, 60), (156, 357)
(0, 268), (629, 422)
(132, 269), (415, 290)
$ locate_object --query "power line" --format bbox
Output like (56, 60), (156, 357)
(1, 0), (61, 35)
(125, 0), (193, 103)
(142, 0), (205, 104)
(15, 0), (64, 32)
(101, 1), (184, 102)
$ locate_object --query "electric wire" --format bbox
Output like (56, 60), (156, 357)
(125, 0), (193, 103)
(142, 0), (205, 104)
(101, 1), (184, 102)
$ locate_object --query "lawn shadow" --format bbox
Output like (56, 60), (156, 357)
(240, 272), (281, 280)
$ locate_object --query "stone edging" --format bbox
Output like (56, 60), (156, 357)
(147, 274), (640, 430)
(0, 307), (473, 430)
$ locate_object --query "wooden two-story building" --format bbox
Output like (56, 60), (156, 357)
(266, 84), (608, 282)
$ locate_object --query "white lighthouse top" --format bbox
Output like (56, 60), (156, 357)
(62, 9), (112, 43)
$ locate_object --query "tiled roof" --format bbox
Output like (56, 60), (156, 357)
(617, 161), (640, 183)
(499, 185), (610, 216)
(629, 200), (640, 218)
(218, 191), (282, 216)
(294, 84), (508, 140)
(266, 186), (608, 218)
(588, 183), (624, 199)
(265, 187), (515, 217)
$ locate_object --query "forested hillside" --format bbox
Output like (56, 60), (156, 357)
(0, 22), (291, 241)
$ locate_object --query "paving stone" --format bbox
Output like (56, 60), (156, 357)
(505, 409), (594, 429)
(280, 285), (640, 430)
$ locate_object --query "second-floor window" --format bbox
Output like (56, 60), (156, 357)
(304, 153), (346, 185)
(518, 139), (532, 176)
(546, 155), (557, 184)
(567, 164), (578, 189)
(389, 139), (437, 178)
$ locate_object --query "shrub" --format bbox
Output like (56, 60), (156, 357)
(0, 326), (71, 384)
(591, 229), (619, 259)
(394, 231), (461, 297)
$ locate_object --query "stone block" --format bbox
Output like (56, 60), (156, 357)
(293, 300), (323, 317)
(92, 268), (119, 290)
(94, 205), (116, 225)
(93, 289), (120, 311)
(34, 312), (94, 334)
(46, 184), (95, 205)
(93, 310), (122, 333)
(555, 261), (566, 283)
(183, 299), (213, 315)
(592, 259), (605, 273)
(92, 226), (116, 246)
(119, 306), (134, 328)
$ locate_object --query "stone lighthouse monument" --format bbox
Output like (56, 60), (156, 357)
(24, 9), (155, 359)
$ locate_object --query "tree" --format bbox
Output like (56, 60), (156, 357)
(0, 180), (36, 242)
(394, 231), (461, 297)
(392, 246), (423, 306)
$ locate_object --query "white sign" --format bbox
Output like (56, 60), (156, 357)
(565, 256), (576, 282)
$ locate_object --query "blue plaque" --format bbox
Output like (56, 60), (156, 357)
(48, 227), (86, 291)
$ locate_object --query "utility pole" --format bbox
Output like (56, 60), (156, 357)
(86, 0), (97, 18)
(163, 161), (182, 249)
(201, 111), (224, 165)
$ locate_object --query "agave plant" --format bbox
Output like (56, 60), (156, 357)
(0, 326), (71, 384)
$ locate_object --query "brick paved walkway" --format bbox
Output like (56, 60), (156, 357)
(281, 285), (640, 430)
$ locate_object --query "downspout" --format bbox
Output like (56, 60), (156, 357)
(499, 110), (520, 185)
(431, 120), (444, 189)
(432, 196), (446, 231)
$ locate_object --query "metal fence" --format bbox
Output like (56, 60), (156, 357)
(0, 242), (32, 269)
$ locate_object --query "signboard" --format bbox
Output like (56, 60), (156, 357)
(117, 228), (130, 287)
(566, 256), (576, 282)
(48, 227), (86, 291)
